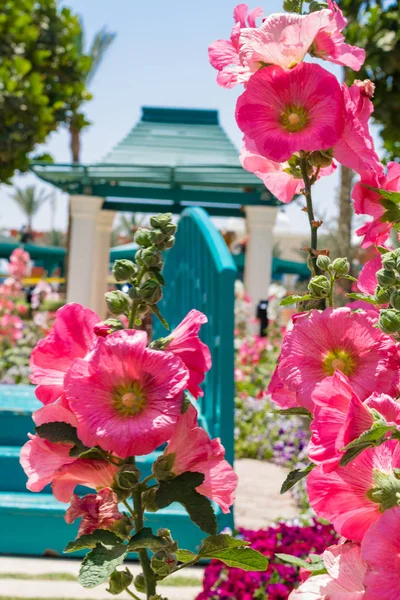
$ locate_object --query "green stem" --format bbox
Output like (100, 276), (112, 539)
(133, 488), (157, 599)
(141, 474), (156, 486)
(299, 157), (320, 276)
(126, 588), (143, 600)
(328, 274), (334, 308)
(122, 499), (135, 517)
(128, 303), (138, 329)
(298, 0), (304, 13)
(171, 557), (199, 574)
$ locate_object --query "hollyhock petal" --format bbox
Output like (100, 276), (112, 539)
(32, 397), (78, 428)
(65, 488), (122, 537)
(66, 330), (189, 458)
(365, 393), (400, 425)
(386, 161), (400, 190)
(357, 255), (382, 295)
(289, 543), (366, 599)
(165, 309), (211, 399)
(208, 39), (240, 71)
(361, 507), (400, 600)
(308, 441), (400, 541)
(20, 435), (76, 493)
(164, 405), (237, 513)
(267, 368), (301, 410)
(30, 303), (99, 405)
(356, 218), (392, 249)
(276, 308), (398, 409)
(52, 460), (118, 503)
(236, 63), (344, 163)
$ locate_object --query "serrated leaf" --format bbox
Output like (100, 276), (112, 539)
(155, 472), (217, 536)
(280, 295), (308, 306)
(280, 464), (316, 494)
(128, 527), (169, 552)
(35, 422), (80, 445)
(276, 553), (326, 574)
(275, 553), (312, 569)
(106, 568), (133, 595)
(64, 530), (123, 553)
(346, 293), (377, 305)
(339, 423), (393, 466)
(274, 407), (312, 419)
(78, 543), (127, 589)
(198, 536), (266, 571)
(175, 549), (197, 563)
(363, 184), (400, 204)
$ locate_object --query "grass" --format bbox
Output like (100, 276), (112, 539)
(0, 572), (202, 587)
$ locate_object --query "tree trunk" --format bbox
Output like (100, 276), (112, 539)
(69, 126), (81, 164)
(337, 165), (354, 294)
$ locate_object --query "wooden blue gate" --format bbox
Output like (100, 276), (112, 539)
(0, 207), (237, 555)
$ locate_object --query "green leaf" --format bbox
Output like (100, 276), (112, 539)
(155, 472), (217, 536)
(198, 535), (267, 571)
(346, 293), (377, 305)
(340, 423), (393, 466)
(363, 184), (400, 204)
(128, 527), (169, 552)
(276, 553), (326, 574)
(35, 422), (80, 445)
(65, 530), (123, 553)
(273, 407), (312, 419)
(151, 305), (169, 330)
(69, 445), (105, 459)
(377, 246), (390, 255)
(106, 568), (133, 595)
(175, 549), (197, 563)
(280, 464), (316, 494)
(280, 295), (308, 306)
(78, 544), (128, 589)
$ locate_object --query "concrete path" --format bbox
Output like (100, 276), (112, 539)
(235, 459), (299, 529)
(0, 459), (297, 600)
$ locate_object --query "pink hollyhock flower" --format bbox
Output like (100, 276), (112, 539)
(267, 368), (301, 410)
(274, 308), (398, 411)
(354, 162), (400, 247)
(240, 135), (336, 204)
(65, 488), (122, 537)
(357, 254), (382, 295)
(334, 82), (383, 176)
(8, 247), (30, 279)
(65, 330), (189, 458)
(289, 543), (366, 599)
(236, 62), (344, 163)
(308, 440), (400, 541)
(239, 11), (332, 71)
(310, 0), (365, 70)
(361, 507), (400, 599)
(163, 309), (211, 399)
(30, 303), (100, 405)
(208, 3), (263, 88)
(162, 405), (238, 513)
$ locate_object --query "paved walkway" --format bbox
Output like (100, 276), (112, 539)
(0, 460), (297, 600)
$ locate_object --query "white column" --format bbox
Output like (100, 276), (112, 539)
(244, 205), (279, 318)
(67, 195), (103, 310)
(91, 209), (116, 319)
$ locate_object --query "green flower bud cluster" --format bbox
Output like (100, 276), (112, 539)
(308, 275), (330, 298)
(371, 249), (400, 336)
(108, 213), (176, 327)
(151, 551), (178, 578)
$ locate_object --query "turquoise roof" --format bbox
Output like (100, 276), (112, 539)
(30, 107), (280, 217)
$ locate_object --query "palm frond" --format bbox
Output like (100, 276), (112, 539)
(86, 27), (117, 87)
(10, 186), (50, 225)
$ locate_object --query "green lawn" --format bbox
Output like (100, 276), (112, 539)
(0, 572), (202, 587)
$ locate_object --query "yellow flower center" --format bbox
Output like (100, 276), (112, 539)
(322, 349), (356, 376)
(113, 381), (146, 417)
(280, 105), (309, 133)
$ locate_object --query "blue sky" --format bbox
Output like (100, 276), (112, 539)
(0, 0), (379, 234)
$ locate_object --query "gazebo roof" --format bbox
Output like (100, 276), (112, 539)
(31, 107), (279, 217)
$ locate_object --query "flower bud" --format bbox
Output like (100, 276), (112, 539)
(163, 235), (175, 249)
(94, 319), (124, 337)
(378, 309), (400, 334)
(107, 569), (133, 595)
(115, 464), (141, 489)
(376, 269), (397, 289)
(150, 213), (173, 231)
(309, 149), (333, 167)
(332, 257), (350, 276)
(139, 280), (163, 305)
(105, 291), (130, 315)
(283, 0), (300, 12)
(162, 222), (177, 236)
(142, 488), (158, 512)
(308, 275), (330, 298)
(152, 453), (175, 482)
(381, 252), (397, 271)
(391, 290), (400, 311)
(151, 551), (178, 578)
(134, 574), (146, 594)
(112, 259), (137, 282)
(128, 286), (140, 300)
(375, 285), (391, 304)
(149, 229), (166, 246)
(136, 248), (163, 269)
(135, 228), (152, 248)
(316, 255), (331, 272)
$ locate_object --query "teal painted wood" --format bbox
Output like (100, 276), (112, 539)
(153, 207), (237, 466)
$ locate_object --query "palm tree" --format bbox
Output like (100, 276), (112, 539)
(69, 24), (116, 163)
(11, 186), (50, 228)
(113, 213), (148, 244)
